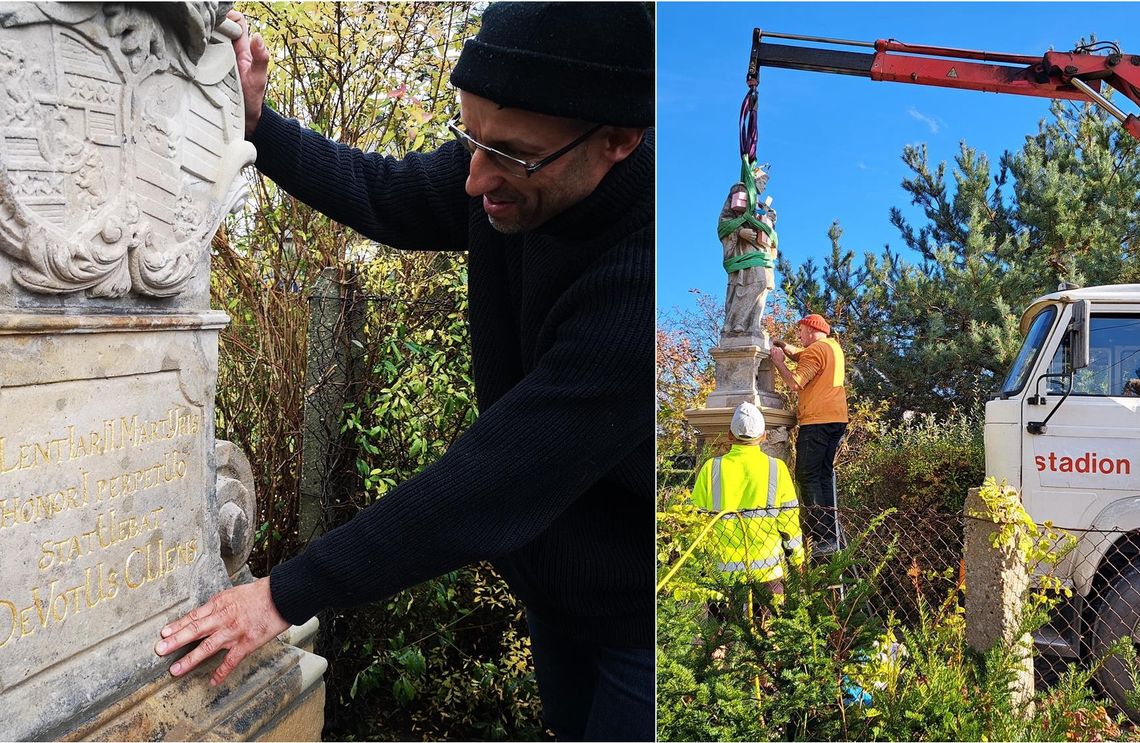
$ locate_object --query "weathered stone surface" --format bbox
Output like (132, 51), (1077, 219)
(706, 343), (784, 411)
(216, 439), (256, 577)
(61, 638), (327, 741)
(683, 405), (794, 463)
(0, 1), (254, 308)
(0, 4), (325, 740)
(0, 313), (232, 739)
(691, 337), (794, 457)
(963, 487), (1035, 707)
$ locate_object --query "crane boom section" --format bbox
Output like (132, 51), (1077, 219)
(750, 29), (1140, 141)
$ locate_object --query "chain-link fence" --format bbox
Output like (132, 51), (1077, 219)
(658, 504), (965, 627)
(658, 498), (1140, 720)
(300, 261), (472, 540)
(295, 260), (546, 739)
(1024, 522), (1140, 717)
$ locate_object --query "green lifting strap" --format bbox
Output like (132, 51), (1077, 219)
(723, 251), (774, 272)
(742, 152), (758, 211)
(716, 154), (779, 250)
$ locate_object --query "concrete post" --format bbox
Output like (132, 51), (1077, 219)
(300, 266), (364, 543)
(963, 486), (1035, 708)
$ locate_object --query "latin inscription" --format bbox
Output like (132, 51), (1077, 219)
(0, 407), (201, 476)
(0, 373), (207, 686)
(0, 447), (190, 530)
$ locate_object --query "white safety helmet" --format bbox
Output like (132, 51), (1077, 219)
(730, 401), (765, 441)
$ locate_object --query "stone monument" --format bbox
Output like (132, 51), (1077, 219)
(685, 173), (795, 457)
(0, 4), (325, 739)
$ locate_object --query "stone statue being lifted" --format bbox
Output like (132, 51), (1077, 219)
(717, 173), (777, 340)
(685, 163), (793, 447)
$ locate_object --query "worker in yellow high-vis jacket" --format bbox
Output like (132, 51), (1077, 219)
(691, 401), (804, 616)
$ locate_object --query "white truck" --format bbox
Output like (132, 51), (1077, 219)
(987, 283), (1140, 711)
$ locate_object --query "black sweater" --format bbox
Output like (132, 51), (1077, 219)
(252, 107), (655, 648)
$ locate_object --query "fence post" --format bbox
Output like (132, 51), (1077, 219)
(300, 266), (364, 544)
(963, 486), (1035, 708)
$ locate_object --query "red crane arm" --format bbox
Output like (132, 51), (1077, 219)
(749, 30), (1140, 141)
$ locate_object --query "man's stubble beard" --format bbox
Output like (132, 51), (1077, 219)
(484, 148), (598, 235)
(487, 214), (525, 235)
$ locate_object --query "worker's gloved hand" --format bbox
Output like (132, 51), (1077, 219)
(771, 339), (787, 349)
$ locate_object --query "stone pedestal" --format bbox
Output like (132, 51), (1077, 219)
(705, 334), (783, 411)
(685, 404), (795, 463)
(0, 5), (325, 740)
(686, 332), (795, 463)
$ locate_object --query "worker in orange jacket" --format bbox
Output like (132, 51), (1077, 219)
(770, 314), (849, 555)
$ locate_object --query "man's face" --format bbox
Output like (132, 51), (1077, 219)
(458, 91), (615, 234)
(798, 323), (813, 346)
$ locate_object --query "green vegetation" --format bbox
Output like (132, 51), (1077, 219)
(657, 486), (1135, 741)
(837, 406), (984, 514)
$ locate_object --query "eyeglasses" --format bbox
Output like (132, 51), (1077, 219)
(447, 119), (604, 178)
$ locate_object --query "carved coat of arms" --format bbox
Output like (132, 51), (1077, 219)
(0, 2), (254, 298)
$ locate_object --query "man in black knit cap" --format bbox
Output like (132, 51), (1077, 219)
(155, 3), (655, 740)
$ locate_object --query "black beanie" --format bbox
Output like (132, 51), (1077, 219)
(450, 2), (654, 128)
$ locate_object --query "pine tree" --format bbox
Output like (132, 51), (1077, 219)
(779, 96), (1140, 416)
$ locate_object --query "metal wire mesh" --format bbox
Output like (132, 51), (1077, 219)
(658, 504), (964, 625)
(1021, 521), (1140, 715)
(300, 266), (470, 538)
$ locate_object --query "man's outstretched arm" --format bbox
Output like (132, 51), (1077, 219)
(156, 233), (653, 683)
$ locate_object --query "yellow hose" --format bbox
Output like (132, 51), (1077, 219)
(656, 510), (729, 594)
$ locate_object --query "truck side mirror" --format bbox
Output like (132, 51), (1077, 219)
(1070, 299), (1090, 371)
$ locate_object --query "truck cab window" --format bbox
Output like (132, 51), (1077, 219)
(1002, 306), (1057, 396)
(1047, 314), (1140, 396)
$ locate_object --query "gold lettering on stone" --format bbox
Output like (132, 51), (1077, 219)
(37, 506), (165, 571)
(0, 390), (203, 660)
(0, 562), (124, 647)
(0, 534), (199, 649)
(124, 537), (199, 590)
(0, 447), (188, 532)
(0, 406), (202, 477)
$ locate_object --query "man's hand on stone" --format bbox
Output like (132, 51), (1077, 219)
(155, 577), (288, 686)
(227, 9), (270, 137)
(770, 346), (786, 364)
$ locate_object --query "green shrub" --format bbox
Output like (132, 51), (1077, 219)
(656, 485), (1134, 742)
(323, 565), (545, 741)
(839, 411), (984, 513)
(657, 492), (889, 741)
(342, 252), (476, 502)
(315, 251), (545, 741)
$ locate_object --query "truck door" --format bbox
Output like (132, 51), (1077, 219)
(1021, 308), (1140, 530)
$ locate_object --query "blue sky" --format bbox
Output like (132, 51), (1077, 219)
(657, 2), (1140, 318)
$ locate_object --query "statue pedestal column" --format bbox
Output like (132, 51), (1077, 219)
(686, 333), (795, 463)
(685, 404), (795, 463)
(705, 333), (783, 411)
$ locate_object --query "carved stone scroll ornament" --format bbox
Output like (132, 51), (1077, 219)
(0, 2), (255, 298)
(215, 439), (257, 578)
